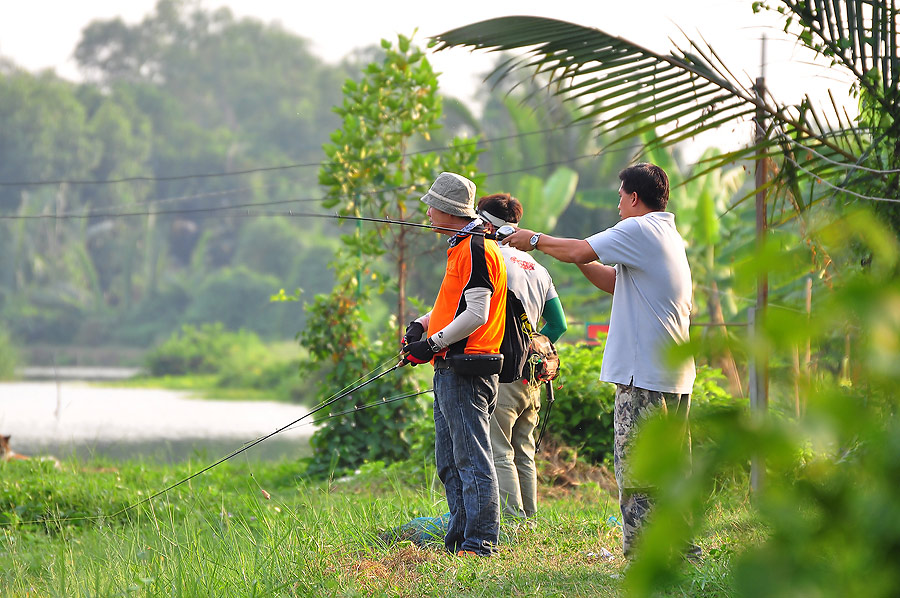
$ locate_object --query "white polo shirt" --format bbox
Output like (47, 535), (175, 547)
(499, 244), (558, 328)
(586, 212), (696, 394)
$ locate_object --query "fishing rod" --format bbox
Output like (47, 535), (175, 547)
(535, 381), (556, 453)
(279, 210), (516, 241)
(2, 204), (517, 241)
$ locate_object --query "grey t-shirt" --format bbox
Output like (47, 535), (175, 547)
(586, 212), (696, 393)
(499, 244), (559, 328)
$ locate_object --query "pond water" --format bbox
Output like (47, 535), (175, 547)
(0, 382), (315, 463)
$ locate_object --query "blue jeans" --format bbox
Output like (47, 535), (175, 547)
(433, 367), (500, 555)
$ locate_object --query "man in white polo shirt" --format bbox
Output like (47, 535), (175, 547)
(502, 163), (697, 559)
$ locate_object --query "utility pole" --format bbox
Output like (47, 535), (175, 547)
(749, 35), (769, 498)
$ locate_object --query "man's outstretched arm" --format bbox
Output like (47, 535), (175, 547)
(502, 228), (596, 264)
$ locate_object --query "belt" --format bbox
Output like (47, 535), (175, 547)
(434, 356), (451, 370)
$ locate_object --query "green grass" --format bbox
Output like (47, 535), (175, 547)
(0, 457), (757, 597)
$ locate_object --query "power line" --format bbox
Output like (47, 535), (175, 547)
(780, 154), (900, 204)
(0, 151), (615, 221)
(0, 121), (598, 188)
(776, 131), (900, 175)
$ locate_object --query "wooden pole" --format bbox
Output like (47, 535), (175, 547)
(750, 37), (769, 498)
(803, 276), (812, 416)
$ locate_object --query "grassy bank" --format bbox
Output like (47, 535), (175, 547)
(1, 456), (756, 597)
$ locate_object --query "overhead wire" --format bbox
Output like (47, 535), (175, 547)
(0, 150), (617, 221)
(775, 130), (900, 175)
(0, 120), (598, 188)
(780, 154), (900, 204)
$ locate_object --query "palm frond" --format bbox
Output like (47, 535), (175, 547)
(433, 17), (759, 158)
(432, 8), (898, 227)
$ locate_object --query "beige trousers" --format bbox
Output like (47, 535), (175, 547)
(489, 380), (542, 518)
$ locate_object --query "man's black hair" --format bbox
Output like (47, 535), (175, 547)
(477, 193), (524, 224)
(618, 163), (669, 211)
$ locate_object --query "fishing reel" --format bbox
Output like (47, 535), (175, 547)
(488, 224), (516, 242)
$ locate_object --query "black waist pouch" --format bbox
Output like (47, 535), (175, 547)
(448, 353), (504, 377)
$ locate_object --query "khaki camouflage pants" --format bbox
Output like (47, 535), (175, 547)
(614, 383), (691, 557)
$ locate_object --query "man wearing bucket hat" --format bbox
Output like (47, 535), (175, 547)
(401, 172), (508, 557)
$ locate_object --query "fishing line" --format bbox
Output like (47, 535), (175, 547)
(283, 388), (433, 433)
(1, 206), (513, 241)
(1, 357), (409, 528)
(298, 353), (403, 416)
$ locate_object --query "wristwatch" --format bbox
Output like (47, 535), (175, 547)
(529, 232), (542, 249)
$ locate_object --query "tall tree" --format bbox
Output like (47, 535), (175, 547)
(317, 33), (481, 330)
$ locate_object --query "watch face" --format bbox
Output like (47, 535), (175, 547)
(530, 234), (540, 246)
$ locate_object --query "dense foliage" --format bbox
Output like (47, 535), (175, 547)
(545, 343), (735, 465)
(0, 0), (348, 356)
(1, 1), (632, 367)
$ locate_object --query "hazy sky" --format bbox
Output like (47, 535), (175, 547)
(0, 0), (857, 154)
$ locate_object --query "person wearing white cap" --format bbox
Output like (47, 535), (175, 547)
(477, 192), (567, 521)
(401, 172), (508, 557)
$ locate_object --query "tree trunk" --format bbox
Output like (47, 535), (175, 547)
(707, 279), (744, 397)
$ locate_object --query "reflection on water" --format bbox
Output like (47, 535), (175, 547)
(0, 382), (315, 462)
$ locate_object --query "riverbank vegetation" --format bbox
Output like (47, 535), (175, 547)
(132, 323), (313, 402)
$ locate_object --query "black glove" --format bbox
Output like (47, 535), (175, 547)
(402, 321), (425, 346)
(402, 339), (437, 366)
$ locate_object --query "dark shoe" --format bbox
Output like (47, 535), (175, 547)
(685, 543), (703, 563)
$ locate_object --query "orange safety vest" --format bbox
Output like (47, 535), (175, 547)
(429, 232), (507, 357)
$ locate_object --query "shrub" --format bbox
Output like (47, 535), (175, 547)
(182, 267), (301, 339)
(545, 343), (616, 463)
(144, 323), (267, 376)
(0, 327), (18, 379)
(300, 287), (428, 478)
(546, 342), (733, 465)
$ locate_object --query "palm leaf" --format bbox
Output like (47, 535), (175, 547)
(432, 5), (899, 228)
(433, 17), (766, 161)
